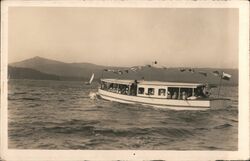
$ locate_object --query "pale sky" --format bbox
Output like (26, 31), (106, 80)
(8, 7), (238, 68)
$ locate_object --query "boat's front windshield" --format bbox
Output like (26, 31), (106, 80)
(100, 81), (130, 95)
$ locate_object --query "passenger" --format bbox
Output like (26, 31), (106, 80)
(149, 89), (154, 95)
(142, 89), (145, 94)
(167, 91), (171, 99)
(182, 91), (187, 100)
(160, 90), (165, 96)
(125, 88), (129, 95)
(172, 92), (177, 99)
(121, 88), (126, 94)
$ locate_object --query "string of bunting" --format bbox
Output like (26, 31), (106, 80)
(103, 61), (232, 80)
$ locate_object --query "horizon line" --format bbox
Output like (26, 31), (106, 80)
(9, 56), (239, 70)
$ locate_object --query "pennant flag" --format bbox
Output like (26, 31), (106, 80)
(162, 66), (167, 70)
(179, 68), (186, 72)
(198, 71), (207, 77)
(212, 70), (220, 76)
(188, 68), (195, 73)
(130, 67), (138, 72)
(222, 72), (231, 80)
(153, 61), (157, 65)
(106, 69), (114, 72)
(118, 70), (123, 75)
(104, 69), (116, 72)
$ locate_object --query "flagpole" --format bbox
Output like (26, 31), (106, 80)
(217, 75), (222, 98)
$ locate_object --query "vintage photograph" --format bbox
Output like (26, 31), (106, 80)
(1, 1), (249, 160)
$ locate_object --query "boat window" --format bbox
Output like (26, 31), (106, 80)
(108, 83), (113, 91)
(167, 87), (179, 99)
(194, 86), (206, 98)
(180, 88), (192, 100)
(101, 81), (108, 90)
(108, 83), (118, 93)
(158, 89), (166, 96)
(118, 84), (129, 95)
(138, 87), (144, 94)
(148, 88), (155, 95)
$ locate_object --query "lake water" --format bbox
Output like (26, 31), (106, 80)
(8, 79), (238, 150)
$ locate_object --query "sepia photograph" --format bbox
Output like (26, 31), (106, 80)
(1, 1), (249, 161)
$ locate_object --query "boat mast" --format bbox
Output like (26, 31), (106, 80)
(217, 76), (222, 98)
(128, 85), (131, 95)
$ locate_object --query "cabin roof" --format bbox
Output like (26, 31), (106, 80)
(139, 80), (204, 87)
(101, 79), (204, 87)
(101, 79), (135, 85)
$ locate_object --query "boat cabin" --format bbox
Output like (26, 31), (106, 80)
(100, 79), (208, 100)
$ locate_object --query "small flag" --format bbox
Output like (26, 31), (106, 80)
(179, 68), (186, 72)
(107, 69), (114, 72)
(162, 66), (167, 70)
(212, 71), (220, 76)
(198, 71), (207, 77)
(222, 72), (231, 80)
(188, 68), (195, 73)
(130, 67), (138, 72)
(118, 70), (123, 75)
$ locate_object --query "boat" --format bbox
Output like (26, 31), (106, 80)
(97, 79), (230, 110)
(85, 73), (94, 85)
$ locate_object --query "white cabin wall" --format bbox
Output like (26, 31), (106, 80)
(137, 85), (168, 98)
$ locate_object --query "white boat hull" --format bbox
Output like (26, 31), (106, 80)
(98, 89), (215, 110)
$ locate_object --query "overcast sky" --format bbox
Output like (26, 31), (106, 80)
(8, 7), (238, 68)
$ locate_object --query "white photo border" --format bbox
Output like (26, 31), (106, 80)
(1, 1), (249, 160)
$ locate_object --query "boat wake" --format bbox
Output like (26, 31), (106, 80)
(88, 92), (98, 100)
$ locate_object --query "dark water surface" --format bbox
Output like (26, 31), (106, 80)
(8, 79), (238, 150)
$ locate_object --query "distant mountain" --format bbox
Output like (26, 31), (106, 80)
(8, 66), (60, 80)
(11, 56), (98, 77)
(10, 56), (238, 85)
(8, 66), (88, 81)
(10, 56), (127, 79)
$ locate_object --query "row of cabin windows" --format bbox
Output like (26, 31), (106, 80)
(101, 81), (205, 99)
(138, 87), (166, 96)
(138, 87), (201, 99)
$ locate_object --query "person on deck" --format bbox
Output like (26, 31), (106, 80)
(172, 92), (177, 99)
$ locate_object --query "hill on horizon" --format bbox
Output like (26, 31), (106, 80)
(9, 56), (238, 85)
